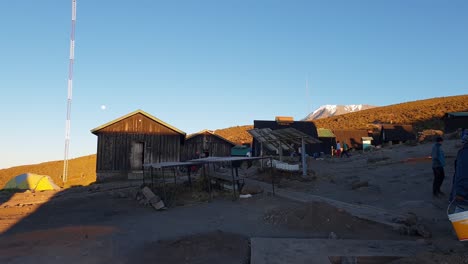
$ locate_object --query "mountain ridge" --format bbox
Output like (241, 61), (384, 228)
(302, 104), (377, 120)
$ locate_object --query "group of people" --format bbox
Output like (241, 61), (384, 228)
(431, 132), (468, 213)
(335, 140), (350, 158)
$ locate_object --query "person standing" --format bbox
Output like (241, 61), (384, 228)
(341, 141), (350, 158)
(450, 140), (468, 212)
(336, 141), (341, 157)
(431, 137), (446, 197)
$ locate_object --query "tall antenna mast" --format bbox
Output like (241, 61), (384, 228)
(63, 0), (76, 183)
(306, 76), (310, 114)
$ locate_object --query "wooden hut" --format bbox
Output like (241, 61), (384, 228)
(317, 128), (336, 155)
(91, 109), (186, 182)
(332, 129), (371, 150)
(379, 124), (416, 145)
(443, 112), (468, 133)
(181, 130), (236, 161)
(252, 117), (321, 156)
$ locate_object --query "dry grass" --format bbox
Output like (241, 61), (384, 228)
(215, 125), (253, 145)
(0, 155), (96, 189)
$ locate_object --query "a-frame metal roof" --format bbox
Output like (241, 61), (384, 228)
(186, 129), (237, 146)
(90, 109), (186, 135)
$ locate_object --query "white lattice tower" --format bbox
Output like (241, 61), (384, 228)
(63, 0), (76, 183)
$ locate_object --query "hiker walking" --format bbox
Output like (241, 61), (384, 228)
(450, 139), (468, 213)
(431, 137), (446, 197)
(341, 141), (350, 158)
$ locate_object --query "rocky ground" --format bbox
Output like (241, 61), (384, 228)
(1, 138), (468, 263)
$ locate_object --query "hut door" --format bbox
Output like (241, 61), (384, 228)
(131, 142), (144, 170)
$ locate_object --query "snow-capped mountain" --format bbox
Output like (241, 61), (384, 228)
(302, 104), (376, 120)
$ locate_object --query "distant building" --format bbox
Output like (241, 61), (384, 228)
(91, 109), (186, 182)
(181, 130), (236, 161)
(379, 124), (416, 145)
(316, 128), (336, 154)
(332, 129), (371, 150)
(443, 112), (468, 133)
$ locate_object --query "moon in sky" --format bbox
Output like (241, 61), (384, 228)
(101, 105), (106, 110)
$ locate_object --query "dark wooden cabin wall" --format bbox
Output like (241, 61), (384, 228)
(181, 134), (234, 161)
(96, 133), (181, 172)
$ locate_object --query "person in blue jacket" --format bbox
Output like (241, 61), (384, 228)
(431, 137), (446, 197)
(450, 140), (468, 212)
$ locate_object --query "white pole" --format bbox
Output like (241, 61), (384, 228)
(301, 137), (307, 176)
(63, 0), (77, 183)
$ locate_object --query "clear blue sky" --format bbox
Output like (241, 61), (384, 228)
(1, 0), (467, 169)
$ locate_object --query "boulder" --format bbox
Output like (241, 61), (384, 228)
(240, 183), (264, 195)
(351, 180), (369, 190)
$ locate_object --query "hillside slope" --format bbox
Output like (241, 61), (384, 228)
(215, 125), (253, 145)
(0, 155), (96, 189)
(313, 95), (468, 131)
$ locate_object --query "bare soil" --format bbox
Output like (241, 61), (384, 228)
(129, 231), (249, 264)
(2, 138), (468, 263)
(264, 201), (405, 240)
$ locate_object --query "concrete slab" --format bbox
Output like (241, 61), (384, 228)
(250, 238), (429, 264)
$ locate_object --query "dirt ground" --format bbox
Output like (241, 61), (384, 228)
(0, 188), (408, 264)
(1, 138), (468, 263)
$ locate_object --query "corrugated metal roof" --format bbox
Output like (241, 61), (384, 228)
(248, 128), (321, 152)
(317, 128), (336, 138)
(186, 129), (237, 146)
(91, 109), (186, 135)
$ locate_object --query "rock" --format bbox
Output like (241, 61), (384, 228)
(240, 183), (264, 195)
(413, 224), (432, 238)
(393, 213), (418, 226)
(117, 191), (128, 199)
(351, 180), (369, 190)
(88, 185), (100, 192)
(397, 226), (411, 236)
(152, 200), (165, 210)
(130, 189), (139, 199)
(405, 213), (419, 226)
(416, 239), (427, 244)
(141, 186), (165, 210)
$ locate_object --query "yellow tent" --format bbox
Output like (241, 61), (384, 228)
(4, 173), (60, 191)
